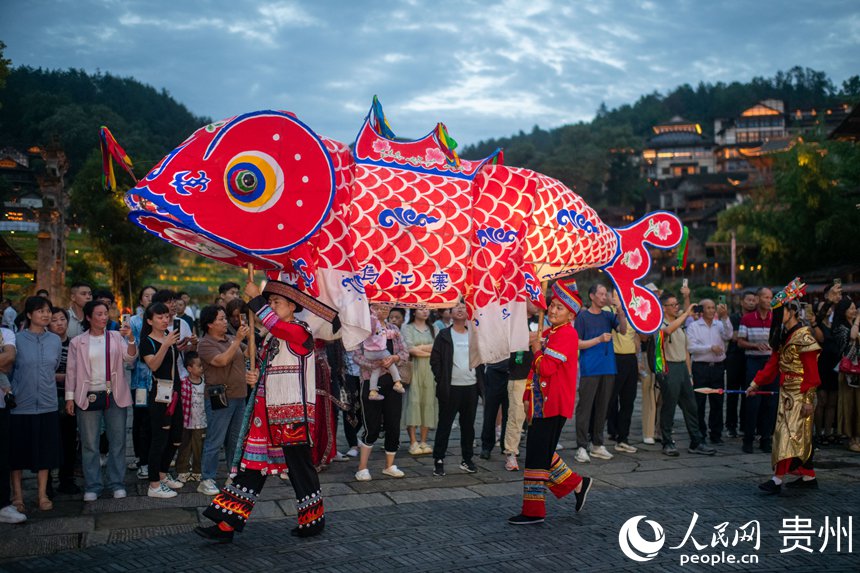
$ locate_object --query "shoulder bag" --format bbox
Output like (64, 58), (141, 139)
(152, 339), (176, 404)
(86, 333), (112, 410)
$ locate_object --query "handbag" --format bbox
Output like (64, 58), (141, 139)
(839, 341), (860, 375)
(397, 359), (413, 386)
(86, 332), (112, 411)
(208, 384), (228, 410)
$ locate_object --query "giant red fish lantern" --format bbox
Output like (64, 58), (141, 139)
(121, 98), (684, 364)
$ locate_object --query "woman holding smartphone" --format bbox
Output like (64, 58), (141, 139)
(139, 302), (184, 498)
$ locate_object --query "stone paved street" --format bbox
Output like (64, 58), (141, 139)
(1, 396), (859, 571)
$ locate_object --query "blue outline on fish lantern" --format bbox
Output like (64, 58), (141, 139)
(476, 227), (517, 247)
(292, 258), (315, 289)
(556, 209), (598, 234)
(169, 171), (211, 196)
(378, 207), (440, 229)
(501, 308), (511, 320)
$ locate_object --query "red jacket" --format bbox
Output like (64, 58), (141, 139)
(525, 322), (579, 419)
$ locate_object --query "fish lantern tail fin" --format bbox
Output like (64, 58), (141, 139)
(600, 211), (684, 334)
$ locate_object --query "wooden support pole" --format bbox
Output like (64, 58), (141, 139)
(247, 263), (256, 364)
(537, 280), (548, 337)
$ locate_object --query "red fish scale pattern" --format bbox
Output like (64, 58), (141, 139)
(469, 165), (536, 309)
(314, 138), (357, 271)
(348, 165), (472, 306)
(524, 174), (618, 278)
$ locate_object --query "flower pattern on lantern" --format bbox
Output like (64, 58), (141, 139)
(628, 289), (652, 320)
(621, 248), (643, 270)
(425, 147), (446, 165)
(372, 139), (390, 153)
(644, 218), (672, 242)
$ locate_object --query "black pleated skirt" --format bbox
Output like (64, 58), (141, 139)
(9, 411), (61, 471)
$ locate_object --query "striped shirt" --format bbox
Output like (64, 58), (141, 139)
(738, 311), (772, 357)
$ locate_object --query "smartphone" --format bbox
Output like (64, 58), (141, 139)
(682, 278), (688, 289)
(693, 304), (704, 314)
(173, 318), (181, 333)
(121, 313), (131, 327)
(718, 295), (726, 305)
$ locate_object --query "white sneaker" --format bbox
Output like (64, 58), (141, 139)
(574, 447), (591, 463)
(382, 465), (405, 478)
(197, 479), (219, 495)
(137, 465), (149, 480)
(614, 442), (638, 454)
(177, 472), (192, 483)
(643, 437), (656, 445)
(505, 454), (520, 471)
(162, 477), (184, 489)
(590, 445), (614, 460)
(83, 492), (98, 502)
(279, 473), (289, 480)
(0, 505), (27, 524)
(147, 483), (177, 499)
(346, 447), (359, 458)
(555, 441), (564, 451)
(127, 460), (139, 471)
(333, 451), (349, 462)
(355, 468), (372, 482)
(113, 489), (127, 499)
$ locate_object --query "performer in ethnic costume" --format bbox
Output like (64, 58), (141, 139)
(196, 280), (339, 543)
(748, 278), (822, 494)
(509, 279), (593, 525)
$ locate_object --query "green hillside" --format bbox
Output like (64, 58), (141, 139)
(2, 230), (244, 306)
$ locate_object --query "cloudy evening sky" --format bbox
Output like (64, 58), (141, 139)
(1, 0), (858, 146)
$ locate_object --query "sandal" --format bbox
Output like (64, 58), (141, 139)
(38, 497), (53, 511)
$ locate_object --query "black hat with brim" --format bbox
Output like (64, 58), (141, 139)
(261, 279), (340, 332)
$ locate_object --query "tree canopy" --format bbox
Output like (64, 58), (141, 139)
(463, 67), (860, 210)
(0, 65), (209, 295)
(713, 141), (860, 281)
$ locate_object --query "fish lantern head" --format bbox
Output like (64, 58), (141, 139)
(125, 111), (336, 266)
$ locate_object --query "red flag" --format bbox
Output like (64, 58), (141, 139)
(100, 126), (136, 192)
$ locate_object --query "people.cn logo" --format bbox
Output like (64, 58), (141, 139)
(618, 515), (666, 562)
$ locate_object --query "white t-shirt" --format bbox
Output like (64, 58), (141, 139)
(0, 327), (15, 395)
(88, 334), (108, 391)
(450, 328), (474, 386)
(1, 327), (16, 348)
(188, 380), (207, 429)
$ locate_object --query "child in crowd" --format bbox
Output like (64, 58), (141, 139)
(365, 305), (405, 400)
(176, 352), (207, 483)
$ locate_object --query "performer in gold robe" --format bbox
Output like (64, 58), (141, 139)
(747, 278), (821, 494)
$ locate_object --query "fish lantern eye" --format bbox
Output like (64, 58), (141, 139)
(235, 170), (257, 194)
(224, 151), (284, 211)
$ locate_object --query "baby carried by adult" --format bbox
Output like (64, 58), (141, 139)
(364, 305), (405, 400)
